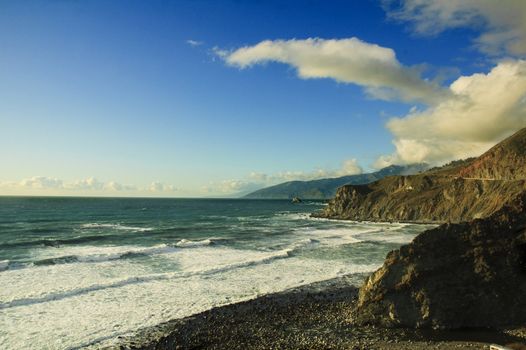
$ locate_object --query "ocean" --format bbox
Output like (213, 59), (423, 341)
(0, 197), (433, 349)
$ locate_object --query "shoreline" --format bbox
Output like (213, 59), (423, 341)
(310, 212), (446, 225)
(102, 274), (526, 350)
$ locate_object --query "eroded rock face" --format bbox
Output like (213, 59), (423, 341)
(351, 193), (526, 329)
(459, 128), (526, 180)
(318, 175), (526, 223)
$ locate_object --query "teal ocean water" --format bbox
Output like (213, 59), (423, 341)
(0, 197), (433, 349)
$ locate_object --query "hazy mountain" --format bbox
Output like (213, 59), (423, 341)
(243, 164), (429, 199)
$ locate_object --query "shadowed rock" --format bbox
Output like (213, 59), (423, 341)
(351, 192), (526, 329)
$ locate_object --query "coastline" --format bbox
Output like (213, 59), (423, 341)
(310, 212), (445, 225)
(102, 274), (526, 350)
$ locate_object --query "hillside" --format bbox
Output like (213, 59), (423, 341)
(459, 128), (526, 179)
(243, 164), (428, 199)
(316, 127), (526, 223)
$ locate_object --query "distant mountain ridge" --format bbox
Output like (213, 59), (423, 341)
(317, 127), (526, 223)
(243, 164), (429, 199)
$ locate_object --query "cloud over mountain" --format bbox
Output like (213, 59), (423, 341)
(204, 159), (363, 196)
(377, 59), (526, 166)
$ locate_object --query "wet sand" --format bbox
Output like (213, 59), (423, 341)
(104, 275), (526, 350)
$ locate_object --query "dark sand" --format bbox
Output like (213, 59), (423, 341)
(103, 275), (526, 350)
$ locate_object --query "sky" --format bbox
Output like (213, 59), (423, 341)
(1, 0), (526, 197)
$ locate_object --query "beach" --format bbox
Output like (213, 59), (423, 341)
(107, 275), (526, 350)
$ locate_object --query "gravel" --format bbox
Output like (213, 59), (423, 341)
(102, 275), (526, 350)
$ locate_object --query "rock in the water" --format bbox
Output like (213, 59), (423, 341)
(351, 193), (526, 329)
(291, 197), (302, 203)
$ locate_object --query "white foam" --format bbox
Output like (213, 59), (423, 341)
(25, 244), (178, 266)
(0, 246), (378, 350)
(0, 222), (429, 350)
(0, 260), (9, 271)
(274, 212), (312, 221)
(81, 223), (153, 232)
(175, 239), (212, 247)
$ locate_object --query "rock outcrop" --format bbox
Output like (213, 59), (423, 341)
(320, 176), (526, 223)
(351, 192), (526, 329)
(317, 128), (526, 223)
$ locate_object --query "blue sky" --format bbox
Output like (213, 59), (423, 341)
(1, 0), (526, 197)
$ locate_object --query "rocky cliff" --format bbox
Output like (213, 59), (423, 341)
(317, 128), (526, 223)
(320, 176), (526, 223)
(351, 192), (526, 329)
(459, 128), (526, 180)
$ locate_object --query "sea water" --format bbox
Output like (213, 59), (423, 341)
(0, 197), (433, 349)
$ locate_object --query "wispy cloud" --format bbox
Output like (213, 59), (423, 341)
(383, 0), (526, 57)
(375, 59), (526, 167)
(218, 37), (449, 104)
(186, 39), (203, 47)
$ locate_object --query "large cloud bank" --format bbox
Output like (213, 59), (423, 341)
(377, 59), (526, 166)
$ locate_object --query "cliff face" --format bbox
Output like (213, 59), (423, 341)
(351, 192), (526, 329)
(318, 128), (526, 223)
(459, 128), (526, 180)
(321, 176), (526, 223)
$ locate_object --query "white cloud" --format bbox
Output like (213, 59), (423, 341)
(377, 59), (526, 166)
(250, 159), (363, 184)
(204, 159), (363, 196)
(65, 177), (104, 191)
(186, 39), (203, 47)
(149, 182), (177, 193)
(202, 179), (262, 195)
(339, 159), (363, 177)
(220, 38), (448, 104)
(103, 181), (137, 192)
(19, 176), (63, 189)
(0, 176), (179, 196)
(384, 0), (526, 56)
